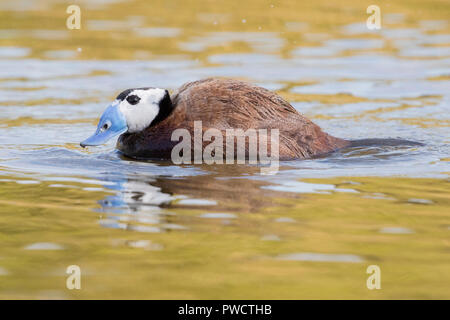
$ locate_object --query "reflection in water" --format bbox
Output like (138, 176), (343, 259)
(92, 163), (277, 232)
(97, 176), (178, 233)
(77, 140), (432, 235)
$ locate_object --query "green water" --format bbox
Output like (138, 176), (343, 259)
(0, 0), (449, 299)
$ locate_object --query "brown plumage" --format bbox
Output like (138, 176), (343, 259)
(117, 78), (350, 160)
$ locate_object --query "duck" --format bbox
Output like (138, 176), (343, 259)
(80, 78), (421, 160)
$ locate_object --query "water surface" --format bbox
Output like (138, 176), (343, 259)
(0, 0), (449, 299)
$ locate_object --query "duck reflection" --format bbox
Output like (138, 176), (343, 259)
(96, 176), (181, 233)
(95, 163), (294, 233)
(93, 139), (417, 234)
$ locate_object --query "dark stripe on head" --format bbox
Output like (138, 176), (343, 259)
(116, 87), (152, 101)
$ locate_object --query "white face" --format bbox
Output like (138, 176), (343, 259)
(117, 88), (166, 133)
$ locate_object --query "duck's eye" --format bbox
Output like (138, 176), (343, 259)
(101, 120), (111, 132)
(126, 94), (141, 105)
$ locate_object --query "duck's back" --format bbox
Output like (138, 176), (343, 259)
(174, 78), (300, 127)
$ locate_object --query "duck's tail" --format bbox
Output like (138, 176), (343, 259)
(348, 138), (424, 148)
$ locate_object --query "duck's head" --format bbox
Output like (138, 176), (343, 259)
(80, 87), (172, 147)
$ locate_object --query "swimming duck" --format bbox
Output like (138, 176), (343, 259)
(80, 78), (418, 160)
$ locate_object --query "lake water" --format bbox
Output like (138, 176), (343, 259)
(0, 0), (449, 299)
